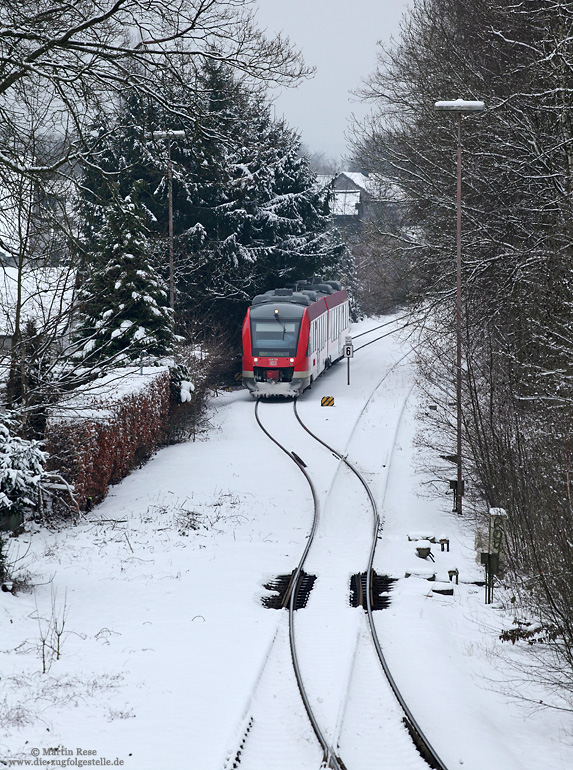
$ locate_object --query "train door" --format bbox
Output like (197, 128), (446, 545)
(316, 315), (324, 375)
(317, 313), (325, 374)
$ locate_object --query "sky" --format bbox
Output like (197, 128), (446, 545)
(254, 0), (412, 164)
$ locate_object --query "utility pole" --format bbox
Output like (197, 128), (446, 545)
(151, 130), (186, 311)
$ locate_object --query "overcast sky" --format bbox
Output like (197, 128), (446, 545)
(254, 0), (411, 164)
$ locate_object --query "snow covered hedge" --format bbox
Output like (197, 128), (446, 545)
(45, 368), (173, 512)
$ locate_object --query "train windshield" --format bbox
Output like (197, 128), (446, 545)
(251, 319), (301, 357)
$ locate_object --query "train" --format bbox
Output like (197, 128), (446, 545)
(241, 278), (351, 397)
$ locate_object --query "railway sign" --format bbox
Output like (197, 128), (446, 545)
(321, 396), (335, 407)
(482, 507), (508, 604)
(344, 336), (354, 385)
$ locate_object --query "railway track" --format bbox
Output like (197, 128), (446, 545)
(225, 316), (448, 770)
(293, 400), (447, 770)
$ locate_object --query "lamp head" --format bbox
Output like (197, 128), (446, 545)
(434, 99), (484, 112)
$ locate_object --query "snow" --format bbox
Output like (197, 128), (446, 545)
(132, 326), (147, 341)
(47, 365), (170, 422)
(0, 316), (571, 768)
(180, 380), (194, 403)
(434, 99), (485, 112)
(338, 171), (378, 194)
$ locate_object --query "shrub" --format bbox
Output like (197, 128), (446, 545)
(0, 415), (47, 531)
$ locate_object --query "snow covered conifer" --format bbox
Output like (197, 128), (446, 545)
(73, 189), (175, 365)
(0, 415), (47, 525)
(79, 65), (348, 340)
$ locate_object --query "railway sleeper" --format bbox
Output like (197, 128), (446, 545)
(262, 570), (317, 610)
(349, 572), (396, 610)
(402, 716), (444, 770)
(230, 716), (254, 769)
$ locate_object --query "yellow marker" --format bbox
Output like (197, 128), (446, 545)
(321, 396), (334, 407)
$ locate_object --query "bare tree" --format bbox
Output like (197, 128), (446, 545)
(0, 1), (312, 430)
(0, 1), (310, 172)
(351, 0), (573, 698)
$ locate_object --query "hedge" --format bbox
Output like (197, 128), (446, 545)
(45, 368), (171, 512)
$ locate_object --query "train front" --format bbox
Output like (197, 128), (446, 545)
(242, 292), (310, 397)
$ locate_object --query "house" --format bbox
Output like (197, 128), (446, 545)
(0, 265), (76, 352)
(317, 171), (396, 232)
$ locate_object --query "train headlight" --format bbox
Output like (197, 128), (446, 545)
(254, 357), (258, 363)
(289, 358), (295, 364)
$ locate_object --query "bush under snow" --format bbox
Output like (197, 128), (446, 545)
(0, 417), (47, 528)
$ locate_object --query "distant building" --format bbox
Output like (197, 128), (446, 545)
(0, 266), (75, 352)
(317, 171), (402, 236)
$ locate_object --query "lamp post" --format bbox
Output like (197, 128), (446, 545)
(151, 130), (186, 310)
(434, 99), (484, 515)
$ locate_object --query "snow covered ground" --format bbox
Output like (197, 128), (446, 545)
(0, 316), (571, 769)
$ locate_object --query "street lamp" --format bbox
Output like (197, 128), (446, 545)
(434, 99), (484, 515)
(151, 129), (186, 310)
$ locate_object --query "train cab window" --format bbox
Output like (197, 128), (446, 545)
(251, 320), (301, 357)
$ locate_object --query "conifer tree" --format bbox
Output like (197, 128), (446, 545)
(79, 63), (348, 339)
(0, 413), (47, 528)
(73, 190), (175, 365)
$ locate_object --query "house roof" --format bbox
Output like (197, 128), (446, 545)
(336, 172), (377, 194)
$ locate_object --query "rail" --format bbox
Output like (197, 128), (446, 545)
(247, 325), (449, 770)
(293, 399), (448, 770)
(254, 401), (344, 769)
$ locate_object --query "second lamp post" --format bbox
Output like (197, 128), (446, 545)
(434, 99), (484, 515)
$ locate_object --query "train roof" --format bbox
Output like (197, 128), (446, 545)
(251, 289), (311, 307)
(250, 279), (345, 309)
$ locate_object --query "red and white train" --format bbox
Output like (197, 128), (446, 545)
(242, 278), (351, 397)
